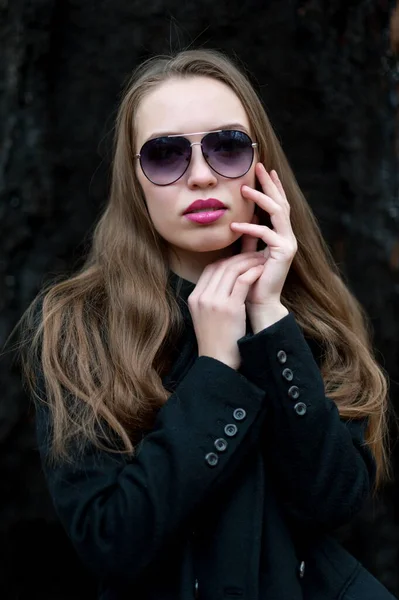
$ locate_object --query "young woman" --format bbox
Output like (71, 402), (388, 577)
(18, 49), (395, 599)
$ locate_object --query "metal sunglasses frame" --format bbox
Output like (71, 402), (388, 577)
(134, 129), (258, 185)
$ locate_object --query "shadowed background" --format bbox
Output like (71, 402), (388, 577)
(1, 0), (398, 598)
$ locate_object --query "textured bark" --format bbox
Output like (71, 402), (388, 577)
(0, 1), (398, 598)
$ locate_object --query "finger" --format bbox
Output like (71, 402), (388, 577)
(231, 264), (264, 304)
(271, 170), (288, 201)
(240, 188), (291, 237)
(193, 253), (264, 298)
(240, 214), (259, 254)
(231, 221), (282, 246)
(189, 262), (217, 298)
(212, 255), (266, 298)
(256, 162), (282, 204)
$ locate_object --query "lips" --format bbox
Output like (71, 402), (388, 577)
(183, 198), (227, 214)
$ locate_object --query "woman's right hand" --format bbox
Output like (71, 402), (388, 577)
(187, 252), (267, 370)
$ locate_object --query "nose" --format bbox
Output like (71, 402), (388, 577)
(186, 143), (218, 189)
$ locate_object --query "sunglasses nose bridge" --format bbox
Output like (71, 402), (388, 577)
(184, 140), (217, 185)
(188, 139), (208, 163)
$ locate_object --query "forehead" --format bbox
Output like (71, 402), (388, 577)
(135, 76), (250, 143)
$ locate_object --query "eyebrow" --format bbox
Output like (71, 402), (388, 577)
(146, 123), (250, 141)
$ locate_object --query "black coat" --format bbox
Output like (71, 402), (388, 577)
(36, 271), (385, 600)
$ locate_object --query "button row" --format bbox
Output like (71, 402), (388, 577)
(276, 350), (307, 416)
(205, 407), (247, 467)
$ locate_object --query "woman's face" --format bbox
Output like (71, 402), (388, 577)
(134, 76), (257, 283)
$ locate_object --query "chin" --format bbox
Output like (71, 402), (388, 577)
(191, 235), (240, 254)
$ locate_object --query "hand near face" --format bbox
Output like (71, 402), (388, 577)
(230, 163), (298, 328)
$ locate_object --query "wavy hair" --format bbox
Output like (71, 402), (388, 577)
(15, 49), (392, 490)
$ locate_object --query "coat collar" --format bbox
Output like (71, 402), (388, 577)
(168, 270), (196, 300)
(162, 270), (197, 392)
(168, 270), (197, 324)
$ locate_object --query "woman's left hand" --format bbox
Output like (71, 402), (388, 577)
(230, 163), (298, 328)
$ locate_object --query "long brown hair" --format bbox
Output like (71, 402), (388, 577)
(15, 49), (392, 490)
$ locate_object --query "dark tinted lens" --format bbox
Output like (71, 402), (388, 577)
(139, 136), (191, 185)
(202, 130), (254, 178)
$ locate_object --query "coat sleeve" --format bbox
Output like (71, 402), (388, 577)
(237, 312), (377, 531)
(35, 356), (267, 584)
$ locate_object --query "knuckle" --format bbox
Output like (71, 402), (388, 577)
(197, 296), (209, 310)
(291, 237), (298, 250)
(187, 293), (197, 305)
(198, 296), (220, 312)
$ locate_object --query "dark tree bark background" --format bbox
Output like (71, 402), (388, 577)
(0, 1), (398, 598)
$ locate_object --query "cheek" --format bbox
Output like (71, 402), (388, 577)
(246, 162), (257, 186)
(145, 191), (166, 219)
(238, 162), (257, 200)
(242, 170), (256, 190)
(237, 166), (257, 209)
(142, 186), (177, 236)
(137, 170), (164, 214)
(136, 170), (182, 240)
(227, 162), (256, 196)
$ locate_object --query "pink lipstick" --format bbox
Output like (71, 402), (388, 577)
(184, 209), (227, 224)
(183, 198), (227, 224)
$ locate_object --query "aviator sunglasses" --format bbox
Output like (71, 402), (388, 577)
(135, 129), (258, 186)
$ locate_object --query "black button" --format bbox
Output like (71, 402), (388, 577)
(288, 385), (300, 399)
(298, 560), (305, 578)
(214, 438), (228, 452)
(233, 408), (247, 421)
(224, 424), (238, 437)
(205, 452), (219, 467)
(277, 350), (287, 364)
(282, 368), (293, 381)
(294, 402), (307, 416)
